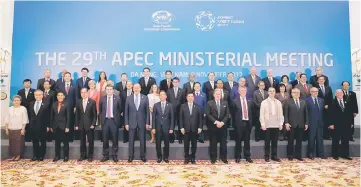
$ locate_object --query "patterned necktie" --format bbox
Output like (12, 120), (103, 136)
(35, 101), (40, 115)
(269, 77), (273, 87)
(174, 88), (178, 98)
(135, 95), (139, 110)
(339, 100), (344, 112)
(44, 91), (48, 99)
(161, 102), (165, 115)
(242, 98), (248, 120)
(314, 98), (319, 110)
(321, 86), (325, 96)
(295, 99), (300, 109)
(83, 77), (86, 86)
(216, 100), (221, 118)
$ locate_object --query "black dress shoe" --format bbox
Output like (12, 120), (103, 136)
(295, 157), (304, 161)
(127, 157), (133, 163)
(53, 157), (60, 162)
(265, 157), (270, 162)
(101, 157), (109, 162)
(164, 158), (169, 163)
(123, 140), (129, 143)
(320, 156), (327, 159)
(170, 140), (174, 143)
(78, 157), (86, 162)
(198, 140), (204, 143)
(350, 138), (355, 141)
(88, 158), (93, 162)
(333, 157), (339, 160)
(279, 136), (284, 141)
(221, 159), (228, 164)
(64, 157), (69, 162)
(288, 156), (293, 161)
(308, 156), (314, 160)
(271, 157), (281, 162)
(178, 140), (183, 144)
(255, 137), (260, 142)
(113, 156), (118, 162)
(141, 157), (147, 162)
(31, 157), (38, 161)
(211, 160), (216, 164)
(184, 159), (189, 164)
(38, 157), (44, 161)
(235, 158), (240, 163)
(342, 157), (352, 160)
(191, 159), (196, 164)
(157, 158), (162, 163)
(246, 158), (253, 163)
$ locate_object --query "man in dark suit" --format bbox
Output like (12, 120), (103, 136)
(245, 67), (261, 94)
(295, 73), (312, 99)
(262, 69), (279, 92)
(205, 88), (230, 164)
(125, 83), (150, 162)
(193, 82), (207, 143)
(231, 78), (252, 101)
(75, 67), (92, 99)
(232, 86), (254, 163)
(253, 81), (268, 142)
(160, 70), (173, 92)
(329, 89), (353, 160)
(29, 90), (50, 161)
(55, 69), (69, 91)
(202, 72), (216, 101)
(37, 69), (56, 91)
(42, 81), (56, 142)
(99, 85), (122, 162)
(152, 90), (174, 163)
(75, 88), (97, 162)
(342, 81), (359, 141)
(166, 77), (185, 144)
(183, 73), (196, 94)
(224, 72), (238, 93)
(120, 81), (133, 143)
(138, 67), (156, 95)
(317, 76), (333, 140)
(180, 93), (202, 164)
(209, 80), (229, 102)
(291, 72), (302, 88)
(50, 91), (71, 162)
(284, 88), (309, 161)
(309, 67), (329, 87)
(115, 73), (128, 93)
(306, 87), (326, 159)
(101, 80), (120, 97)
(18, 79), (36, 142)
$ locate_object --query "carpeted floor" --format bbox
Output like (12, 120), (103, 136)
(1, 158), (359, 187)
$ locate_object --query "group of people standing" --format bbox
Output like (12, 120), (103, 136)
(4, 66), (358, 164)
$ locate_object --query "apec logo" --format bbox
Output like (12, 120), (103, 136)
(152, 10), (174, 25)
(195, 11), (245, 31)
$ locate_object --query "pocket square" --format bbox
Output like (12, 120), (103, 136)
(223, 105), (226, 107)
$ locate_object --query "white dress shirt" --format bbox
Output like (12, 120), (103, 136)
(106, 96), (114, 118)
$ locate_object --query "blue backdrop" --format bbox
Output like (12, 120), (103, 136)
(11, 1), (351, 97)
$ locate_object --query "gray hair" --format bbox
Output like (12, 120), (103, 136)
(335, 89), (343, 95)
(34, 90), (43, 94)
(12, 95), (22, 101)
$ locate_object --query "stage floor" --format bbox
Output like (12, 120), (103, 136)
(1, 158), (359, 187)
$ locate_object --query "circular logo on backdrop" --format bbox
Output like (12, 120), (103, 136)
(195, 11), (216, 31)
(152, 10), (174, 25)
(1, 92), (7, 100)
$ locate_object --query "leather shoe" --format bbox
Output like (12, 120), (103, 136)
(141, 157), (147, 162)
(198, 139), (204, 143)
(170, 139), (174, 143)
(31, 157), (38, 161)
(221, 159), (228, 164)
(164, 158), (169, 163)
(295, 157), (304, 161)
(78, 157), (86, 162)
(288, 156), (294, 161)
(178, 140), (183, 144)
(112, 156), (118, 162)
(255, 137), (260, 142)
(246, 158), (253, 163)
(88, 158), (93, 162)
(53, 156), (60, 162)
(157, 158), (162, 163)
(235, 158), (240, 163)
(63, 157), (69, 162)
(271, 157), (281, 162)
(38, 157), (44, 161)
(123, 140), (129, 143)
(184, 159), (189, 164)
(265, 157), (270, 162)
(101, 157), (109, 162)
(127, 157), (133, 163)
(211, 160), (216, 164)
(333, 157), (339, 160)
(308, 156), (314, 160)
(320, 156), (327, 159)
(191, 159), (196, 164)
(342, 157), (352, 160)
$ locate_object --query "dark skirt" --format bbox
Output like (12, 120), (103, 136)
(9, 129), (25, 157)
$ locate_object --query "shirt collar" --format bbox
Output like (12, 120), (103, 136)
(83, 98), (88, 102)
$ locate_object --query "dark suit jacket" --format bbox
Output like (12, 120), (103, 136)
(152, 101), (174, 132)
(138, 77), (156, 95)
(99, 95), (122, 126)
(230, 86), (252, 101)
(76, 77), (92, 99)
(55, 78), (73, 92)
(75, 98), (97, 130)
(202, 81), (216, 101)
(305, 97), (324, 128)
(43, 89), (56, 105)
(245, 75), (261, 92)
(115, 81), (127, 92)
(124, 94), (149, 129)
(179, 103), (202, 132)
(194, 92), (207, 113)
(309, 75), (329, 87)
(166, 87), (185, 114)
(29, 101), (50, 135)
(160, 79), (173, 92)
(317, 86), (333, 106)
(183, 82), (195, 95)
(295, 83), (313, 99)
(223, 81), (238, 92)
(284, 98), (309, 128)
(291, 79), (300, 88)
(57, 82), (77, 108)
(262, 77), (279, 92)
(205, 100), (230, 130)
(37, 78), (56, 91)
(231, 97), (254, 127)
(17, 88), (36, 113)
(120, 90), (133, 116)
(343, 90), (359, 115)
(209, 89), (229, 103)
(329, 98), (353, 129)
(253, 90), (269, 109)
(50, 101), (71, 130)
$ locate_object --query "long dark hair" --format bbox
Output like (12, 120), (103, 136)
(98, 71), (107, 82)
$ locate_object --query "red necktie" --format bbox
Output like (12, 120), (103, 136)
(303, 84), (308, 93)
(242, 98), (248, 119)
(66, 84), (70, 94)
(196, 93), (199, 96)
(57, 102), (62, 113)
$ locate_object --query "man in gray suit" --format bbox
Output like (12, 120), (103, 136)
(101, 80), (120, 97)
(284, 88), (309, 161)
(125, 83), (150, 162)
(245, 66), (261, 95)
(253, 81), (269, 141)
(295, 73), (312, 99)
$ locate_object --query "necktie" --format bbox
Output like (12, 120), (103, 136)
(321, 86), (325, 96)
(145, 77), (148, 87)
(83, 100), (87, 113)
(107, 97), (111, 118)
(269, 77), (273, 87)
(66, 84), (70, 94)
(122, 82), (125, 90)
(189, 104), (192, 115)
(174, 88), (178, 98)
(242, 98), (248, 120)
(135, 95), (139, 110)
(339, 100), (344, 112)
(196, 93), (199, 96)
(295, 99), (300, 109)
(252, 76), (255, 84)
(167, 80), (170, 88)
(303, 84), (308, 93)
(261, 90), (264, 99)
(314, 98), (319, 110)
(190, 82), (193, 89)
(35, 101), (40, 115)
(127, 90), (131, 96)
(230, 82), (233, 89)
(83, 77), (86, 86)
(161, 102), (165, 115)
(44, 91), (47, 99)
(216, 101), (220, 118)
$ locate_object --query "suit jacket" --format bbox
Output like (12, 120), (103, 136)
(17, 88), (36, 113)
(231, 97), (253, 127)
(305, 97), (324, 129)
(223, 81), (238, 92)
(138, 77), (156, 95)
(179, 103), (202, 132)
(329, 98), (354, 129)
(160, 79), (173, 92)
(309, 75), (329, 87)
(291, 79), (301, 88)
(209, 89), (229, 103)
(37, 78), (56, 91)
(202, 81), (216, 101)
(50, 101), (71, 130)
(194, 92), (207, 113)
(75, 98), (97, 130)
(115, 81), (127, 93)
(183, 81), (195, 95)
(152, 101), (174, 132)
(120, 90), (133, 116)
(205, 100), (230, 130)
(253, 90), (269, 109)
(55, 78), (73, 92)
(76, 77), (92, 99)
(284, 98), (309, 128)
(42, 89), (56, 105)
(245, 75), (261, 93)
(262, 77), (279, 92)
(295, 83), (313, 99)
(230, 86), (252, 101)
(58, 82), (77, 108)
(29, 101), (50, 134)
(166, 87), (185, 114)
(124, 94), (150, 129)
(317, 85), (333, 106)
(99, 95), (122, 126)
(101, 89), (120, 97)
(343, 90), (359, 114)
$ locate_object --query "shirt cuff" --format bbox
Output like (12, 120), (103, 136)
(181, 128), (185, 131)
(214, 121), (219, 124)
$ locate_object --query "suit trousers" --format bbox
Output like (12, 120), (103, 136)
(156, 127), (170, 159)
(123, 126), (129, 142)
(80, 128), (94, 158)
(254, 112), (264, 140)
(308, 127), (324, 157)
(170, 114), (183, 142)
(197, 116), (206, 141)
(287, 126), (303, 158)
(332, 128), (350, 158)
(129, 126), (146, 158)
(265, 128), (279, 158)
(235, 122), (251, 159)
(102, 119), (118, 157)
(184, 131), (197, 159)
(209, 127), (227, 160)
(31, 129), (47, 158)
(55, 127), (69, 158)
